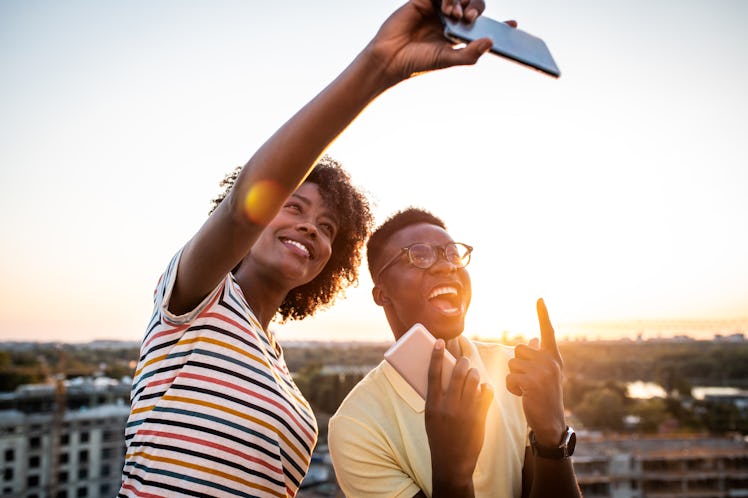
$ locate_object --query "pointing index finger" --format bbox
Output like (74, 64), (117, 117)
(537, 298), (562, 364)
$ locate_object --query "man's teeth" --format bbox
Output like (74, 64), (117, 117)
(428, 286), (458, 300)
(285, 239), (310, 257)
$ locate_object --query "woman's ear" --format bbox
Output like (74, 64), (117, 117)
(372, 285), (390, 306)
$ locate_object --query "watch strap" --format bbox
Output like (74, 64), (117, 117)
(529, 426), (576, 459)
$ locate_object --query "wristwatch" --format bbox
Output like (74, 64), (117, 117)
(529, 426), (576, 459)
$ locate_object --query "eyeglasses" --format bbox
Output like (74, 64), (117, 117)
(375, 242), (473, 283)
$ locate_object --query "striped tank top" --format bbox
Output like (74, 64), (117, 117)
(120, 250), (318, 497)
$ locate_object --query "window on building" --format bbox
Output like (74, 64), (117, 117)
(29, 455), (40, 468)
(579, 482), (609, 495)
(80, 431), (89, 444)
(28, 474), (40, 487)
(58, 471), (68, 484)
(99, 484), (110, 496)
(30, 436), (41, 449)
(100, 464), (110, 477)
(60, 433), (70, 445)
(79, 450), (89, 464)
(60, 452), (69, 464)
(4, 448), (14, 462)
(3, 468), (13, 481)
(78, 468), (88, 480)
(56, 489), (68, 498)
(76, 485), (87, 497)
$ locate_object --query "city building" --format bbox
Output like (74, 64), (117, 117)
(3, 374), (748, 498)
(574, 432), (748, 498)
(0, 378), (130, 498)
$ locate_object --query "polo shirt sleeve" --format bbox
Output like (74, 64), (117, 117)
(329, 413), (421, 498)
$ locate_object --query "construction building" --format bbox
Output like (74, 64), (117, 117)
(0, 378), (130, 498)
(574, 432), (748, 498)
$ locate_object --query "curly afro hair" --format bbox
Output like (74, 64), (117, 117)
(210, 155), (373, 322)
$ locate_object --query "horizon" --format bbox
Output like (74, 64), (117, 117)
(2, 316), (747, 346)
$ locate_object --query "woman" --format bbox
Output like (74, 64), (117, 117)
(120, 1), (492, 496)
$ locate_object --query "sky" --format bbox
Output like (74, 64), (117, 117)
(1, 0), (747, 344)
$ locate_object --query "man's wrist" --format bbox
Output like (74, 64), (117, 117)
(530, 426), (576, 459)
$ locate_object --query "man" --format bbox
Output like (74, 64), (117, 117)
(328, 208), (581, 498)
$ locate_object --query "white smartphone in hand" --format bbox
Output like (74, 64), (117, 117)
(384, 323), (456, 399)
(437, 12), (561, 78)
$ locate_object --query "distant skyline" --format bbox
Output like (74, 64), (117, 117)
(1, 0), (747, 344)
(0, 319), (747, 346)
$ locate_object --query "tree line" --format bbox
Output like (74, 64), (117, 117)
(1, 339), (747, 435)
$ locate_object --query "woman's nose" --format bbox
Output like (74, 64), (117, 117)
(296, 221), (318, 238)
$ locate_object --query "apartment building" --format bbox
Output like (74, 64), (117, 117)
(3, 377), (748, 498)
(0, 378), (130, 498)
(574, 433), (748, 498)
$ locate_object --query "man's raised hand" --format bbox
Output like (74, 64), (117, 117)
(506, 298), (567, 446)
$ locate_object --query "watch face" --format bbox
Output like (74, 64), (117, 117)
(565, 429), (577, 457)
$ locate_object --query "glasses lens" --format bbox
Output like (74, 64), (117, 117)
(408, 244), (437, 269)
(445, 243), (471, 267)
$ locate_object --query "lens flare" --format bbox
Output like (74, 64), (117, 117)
(243, 180), (287, 225)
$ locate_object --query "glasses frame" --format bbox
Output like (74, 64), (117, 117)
(375, 242), (473, 284)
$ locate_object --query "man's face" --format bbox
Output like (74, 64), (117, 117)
(374, 223), (471, 341)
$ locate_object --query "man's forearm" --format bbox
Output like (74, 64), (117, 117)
(431, 477), (475, 498)
(527, 456), (581, 498)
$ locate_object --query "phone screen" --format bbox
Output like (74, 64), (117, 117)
(439, 13), (561, 78)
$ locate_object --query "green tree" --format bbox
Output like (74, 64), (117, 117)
(631, 398), (669, 433)
(575, 387), (625, 431)
(700, 401), (744, 434)
(0, 351), (10, 369)
(0, 370), (41, 392)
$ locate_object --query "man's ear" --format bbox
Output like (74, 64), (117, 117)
(372, 285), (390, 306)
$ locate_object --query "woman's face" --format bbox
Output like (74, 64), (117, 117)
(249, 182), (339, 289)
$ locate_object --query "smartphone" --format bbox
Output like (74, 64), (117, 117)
(384, 323), (456, 399)
(438, 12), (561, 78)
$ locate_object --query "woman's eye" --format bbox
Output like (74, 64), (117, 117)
(285, 202), (302, 212)
(319, 222), (334, 236)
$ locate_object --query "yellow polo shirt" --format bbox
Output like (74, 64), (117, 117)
(328, 336), (527, 498)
